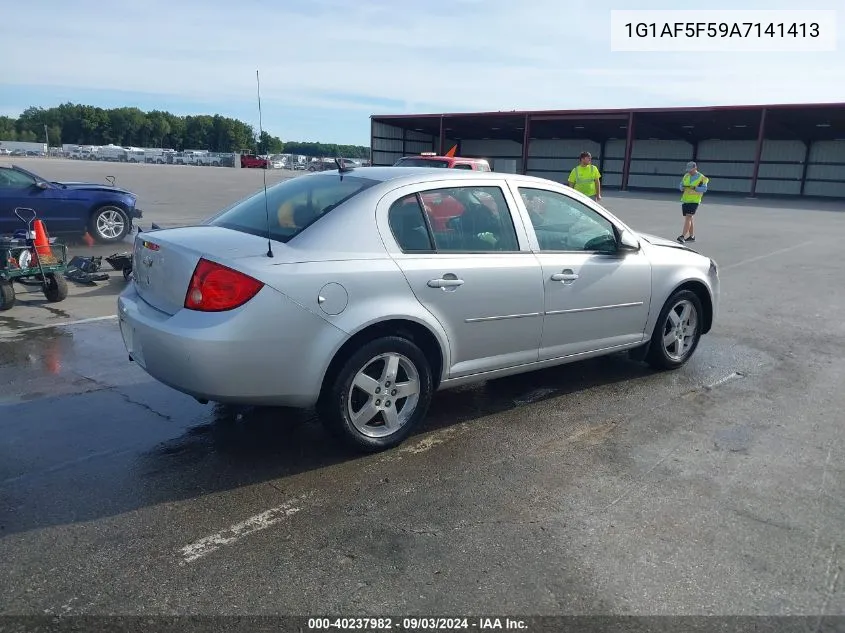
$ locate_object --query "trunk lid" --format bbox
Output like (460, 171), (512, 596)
(132, 226), (290, 315)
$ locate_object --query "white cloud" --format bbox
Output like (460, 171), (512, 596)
(2, 0), (844, 116)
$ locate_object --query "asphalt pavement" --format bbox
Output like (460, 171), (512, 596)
(1, 159), (844, 617)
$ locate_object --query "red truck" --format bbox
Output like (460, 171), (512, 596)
(393, 152), (491, 171)
(240, 154), (269, 169)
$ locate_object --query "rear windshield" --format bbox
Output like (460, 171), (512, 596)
(394, 157), (450, 168)
(207, 174), (378, 243)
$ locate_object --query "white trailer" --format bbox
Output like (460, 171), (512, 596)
(144, 149), (172, 164)
(195, 153), (223, 166)
(126, 148), (146, 163)
(68, 145), (99, 160)
(0, 141), (48, 155)
(96, 144), (127, 161)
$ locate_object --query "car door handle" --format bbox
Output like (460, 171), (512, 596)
(551, 270), (579, 282)
(428, 277), (464, 288)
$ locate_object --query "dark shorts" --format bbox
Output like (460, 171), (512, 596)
(682, 203), (699, 216)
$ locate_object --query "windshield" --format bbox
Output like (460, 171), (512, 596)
(208, 174), (378, 243)
(394, 157), (450, 168)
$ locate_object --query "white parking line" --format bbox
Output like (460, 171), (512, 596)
(706, 371), (744, 389)
(720, 240), (816, 271)
(179, 498), (306, 564)
(0, 315), (117, 337)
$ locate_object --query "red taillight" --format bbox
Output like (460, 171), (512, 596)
(184, 258), (264, 312)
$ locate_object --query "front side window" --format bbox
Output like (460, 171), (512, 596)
(208, 174), (378, 243)
(519, 187), (617, 252)
(0, 168), (36, 189)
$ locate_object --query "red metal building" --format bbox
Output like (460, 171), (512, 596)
(370, 103), (845, 199)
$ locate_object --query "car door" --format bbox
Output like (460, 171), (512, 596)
(0, 167), (43, 234)
(379, 181), (544, 379)
(0, 167), (71, 234)
(511, 184), (652, 360)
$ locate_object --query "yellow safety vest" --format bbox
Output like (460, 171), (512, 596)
(681, 172), (709, 203)
(569, 164), (600, 196)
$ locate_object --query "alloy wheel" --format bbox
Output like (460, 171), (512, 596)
(96, 208), (126, 240)
(346, 352), (421, 438)
(662, 299), (698, 361)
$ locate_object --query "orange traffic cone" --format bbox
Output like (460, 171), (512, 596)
(82, 232), (95, 247)
(32, 220), (57, 266)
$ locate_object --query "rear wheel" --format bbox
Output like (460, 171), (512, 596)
(89, 205), (130, 243)
(43, 273), (68, 302)
(0, 279), (15, 311)
(646, 289), (703, 370)
(318, 336), (434, 452)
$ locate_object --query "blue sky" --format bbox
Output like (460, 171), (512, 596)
(2, 0), (842, 146)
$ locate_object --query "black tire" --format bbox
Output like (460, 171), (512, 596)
(43, 273), (68, 302)
(318, 336), (434, 453)
(0, 279), (15, 311)
(645, 289), (704, 370)
(88, 205), (131, 243)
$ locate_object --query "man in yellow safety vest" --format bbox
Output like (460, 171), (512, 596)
(677, 161), (709, 244)
(567, 151), (602, 201)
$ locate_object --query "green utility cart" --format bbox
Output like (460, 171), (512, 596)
(0, 208), (69, 311)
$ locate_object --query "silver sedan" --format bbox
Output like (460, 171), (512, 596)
(117, 167), (719, 452)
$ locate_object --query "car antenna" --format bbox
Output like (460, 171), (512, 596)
(334, 156), (353, 179)
(256, 69), (273, 258)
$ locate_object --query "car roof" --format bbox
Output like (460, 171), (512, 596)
(371, 166), (575, 191)
(287, 166), (636, 257)
(340, 166), (517, 184)
(398, 154), (486, 161)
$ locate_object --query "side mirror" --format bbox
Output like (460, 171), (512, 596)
(618, 229), (640, 252)
(35, 181), (50, 190)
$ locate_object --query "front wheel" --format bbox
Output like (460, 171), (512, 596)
(646, 289), (703, 370)
(0, 279), (15, 311)
(318, 336), (434, 452)
(89, 206), (130, 243)
(43, 273), (68, 302)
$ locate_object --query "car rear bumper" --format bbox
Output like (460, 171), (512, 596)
(117, 283), (346, 408)
(130, 208), (143, 219)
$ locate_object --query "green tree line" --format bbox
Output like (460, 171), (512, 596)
(0, 103), (370, 158)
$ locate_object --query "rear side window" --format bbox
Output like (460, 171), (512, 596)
(208, 174), (377, 243)
(452, 163), (473, 170)
(388, 195), (435, 252)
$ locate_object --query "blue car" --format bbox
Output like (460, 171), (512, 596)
(0, 164), (143, 243)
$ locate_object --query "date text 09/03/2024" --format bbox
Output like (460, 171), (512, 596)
(307, 617), (528, 630)
(623, 21), (820, 38)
